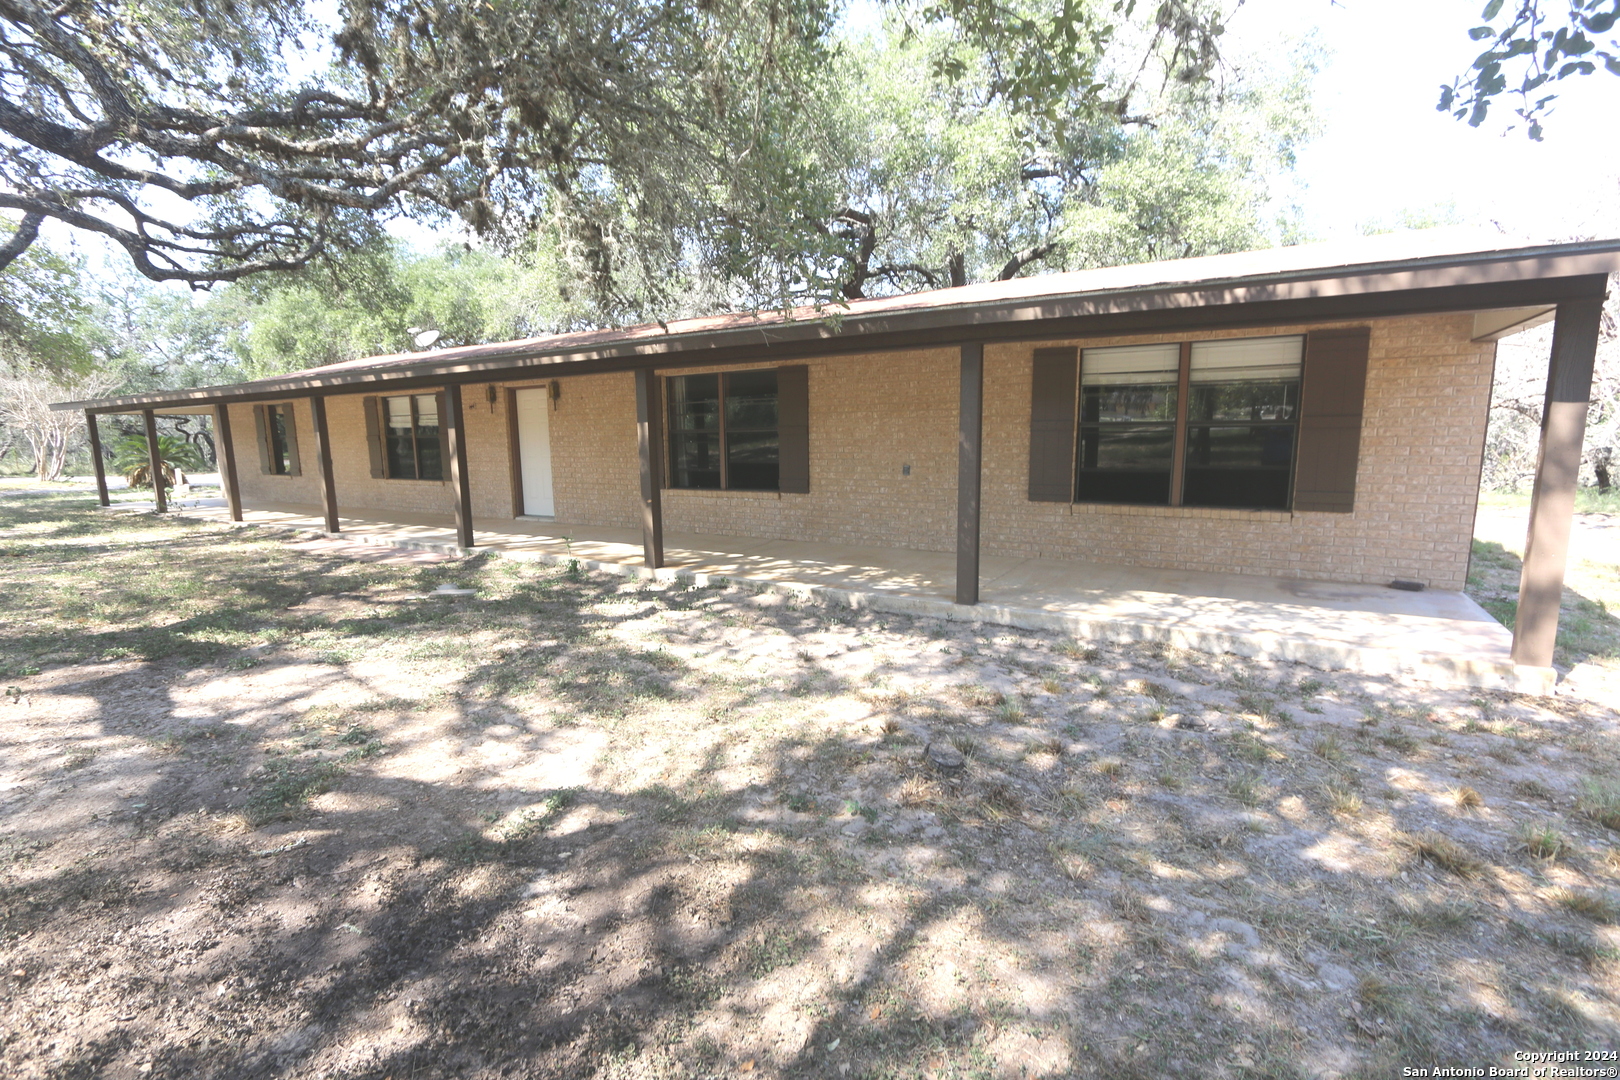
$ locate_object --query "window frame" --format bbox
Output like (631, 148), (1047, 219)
(381, 393), (444, 481)
(665, 369), (782, 492)
(1073, 335), (1303, 512)
(267, 403), (292, 475)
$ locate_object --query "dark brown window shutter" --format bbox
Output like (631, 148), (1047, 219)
(282, 404), (302, 476)
(363, 396), (386, 478)
(435, 391), (451, 456)
(252, 404), (272, 474)
(1293, 328), (1371, 513)
(1027, 347), (1078, 502)
(777, 365), (810, 494)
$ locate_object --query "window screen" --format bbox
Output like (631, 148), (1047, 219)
(1183, 336), (1302, 509)
(1076, 343), (1179, 505)
(668, 370), (780, 491)
(383, 394), (444, 480)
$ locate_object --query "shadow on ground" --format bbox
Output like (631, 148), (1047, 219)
(2, 491), (1618, 1080)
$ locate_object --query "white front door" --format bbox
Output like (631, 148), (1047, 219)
(514, 387), (555, 517)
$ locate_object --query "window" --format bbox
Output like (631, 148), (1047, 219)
(383, 394), (444, 480)
(1071, 335), (1303, 510)
(254, 402), (300, 476)
(1182, 336), (1301, 510)
(267, 404), (293, 475)
(1075, 343), (1179, 505)
(667, 369), (780, 491)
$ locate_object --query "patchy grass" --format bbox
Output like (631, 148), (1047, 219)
(1516, 820), (1572, 862)
(1402, 830), (1487, 878)
(2, 490), (1620, 1079)
(1578, 777), (1620, 831)
(1467, 502), (1620, 671)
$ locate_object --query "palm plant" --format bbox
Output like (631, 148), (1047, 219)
(112, 433), (207, 490)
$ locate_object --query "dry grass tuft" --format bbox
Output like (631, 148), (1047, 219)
(1355, 974), (1405, 1018)
(898, 775), (943, 809)
(993, 696), (1026, 723)
(1311, 733), (1347, 764)
(1449, 786), (1484, 811)
(1057, 639), (1099, 662)
(1517, 820), (1572, 862)
(1111, 889), (1151, 923)
(1054, 783), (1090, 815)
(1227, 772), (1264, 808)
(1132, 680), (1179, 704)
(1023, 735), (1064, 758)
(1402, 830), (1486, 878)
(975, 781), (1023, 821)
(1552, 887), (1620, 924)
(1326, 782), (1363, 817)
(1093, 757), (1125, 779)
(957, 684), (1002, 709)
(1578, 778), (1620, 831)
(1229, 730), (1276, 764)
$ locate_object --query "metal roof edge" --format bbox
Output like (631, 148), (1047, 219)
(52, 241), (1620, 413)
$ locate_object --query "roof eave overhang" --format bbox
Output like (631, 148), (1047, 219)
(53, 249), (1616, 414)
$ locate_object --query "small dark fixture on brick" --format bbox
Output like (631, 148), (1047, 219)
(902, 464), (911, 476)
(1389, 579), (1425, 592)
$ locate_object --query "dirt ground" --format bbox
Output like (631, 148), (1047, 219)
(4, 489), (1620, 1079)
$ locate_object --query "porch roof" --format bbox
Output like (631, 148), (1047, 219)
(54, 227), (1620, 415)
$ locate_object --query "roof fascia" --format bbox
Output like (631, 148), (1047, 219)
(57, 265), (1612, 414)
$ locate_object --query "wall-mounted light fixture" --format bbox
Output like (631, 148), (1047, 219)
(550, 380), (561, 410)
(486, 384), (498, 408)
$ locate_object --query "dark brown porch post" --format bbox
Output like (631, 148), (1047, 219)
(141, 409), (166, 514)
(444, 383), (475, 549)
(213, 404), (243, 521)
(634, 368), (665, 569)
(1511, 297), (1605, 669)
(956, 343), (984, 605)
(308, 396), (340, 534)
(84, 410), (109, 507)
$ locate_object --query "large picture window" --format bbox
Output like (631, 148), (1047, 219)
(1073, 335), (1303, 511)
(383, 394), (444, 480)
(1182, 337), (1301, 510)
(1075, 343), (1179, 505)
(667, 369), (780, 491)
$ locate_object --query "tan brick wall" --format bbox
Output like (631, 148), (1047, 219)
(230, 312), (1494, 591)
(545, 372), (641, 529)
(657, 350), (961, 549)
(978, 313), (1496, 590)
(227, 388), (517, 520)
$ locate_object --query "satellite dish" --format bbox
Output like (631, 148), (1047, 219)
(409, 327), (442, 349)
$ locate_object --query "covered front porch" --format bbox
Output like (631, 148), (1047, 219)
(134, 498), (1523, 692)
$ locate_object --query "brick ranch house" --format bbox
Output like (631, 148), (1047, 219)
(55, 232), (1620, 684)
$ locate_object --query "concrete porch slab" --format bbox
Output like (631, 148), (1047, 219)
(126, 499), (1532, 692)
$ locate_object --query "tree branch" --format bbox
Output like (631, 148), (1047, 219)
(0, 209), (44, 271)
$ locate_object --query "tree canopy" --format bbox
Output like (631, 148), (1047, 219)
(1441, 0), (1620, 139)
(0, 0), (1239, 317)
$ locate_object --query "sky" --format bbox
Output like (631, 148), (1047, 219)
(1222, 0), (1620, 242)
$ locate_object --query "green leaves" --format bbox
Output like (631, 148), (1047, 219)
(1445, 0), (1620, 139)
